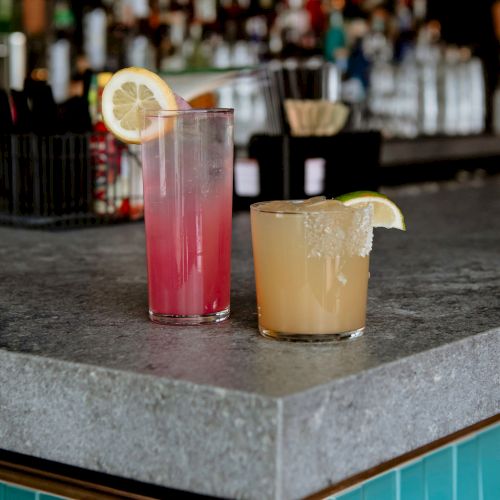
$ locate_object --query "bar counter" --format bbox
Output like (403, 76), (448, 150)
(0, 181), (499, 499)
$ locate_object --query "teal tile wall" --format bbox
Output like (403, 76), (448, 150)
(457, 438), (479, 500)
(362, 471), (397, 500)
(424, 448), (454, 500)
(3, 485), (36, 500)
(328, 422), (500, 500)
(0, 483), (64, 500)
(479, 425), (500, 500)
(0, 423), (498, 500)
(337, 490), (362, 500)
(400, 461), (424, 500)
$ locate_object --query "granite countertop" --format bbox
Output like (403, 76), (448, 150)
(0, 182), (499, 500)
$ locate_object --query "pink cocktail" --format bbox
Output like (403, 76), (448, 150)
(140, 109), (234, 324)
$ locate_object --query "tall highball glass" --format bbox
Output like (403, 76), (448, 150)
(140, 109), (234, 325)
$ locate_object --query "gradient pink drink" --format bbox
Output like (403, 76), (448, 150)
(141, 109), (233, 324)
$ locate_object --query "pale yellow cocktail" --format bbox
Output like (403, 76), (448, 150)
(250, 198), (373, 341)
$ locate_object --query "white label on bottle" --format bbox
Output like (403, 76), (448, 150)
(235, 158), (260, 197)
(304, 158), (325, 196)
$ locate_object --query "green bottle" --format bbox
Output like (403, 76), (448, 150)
(324, 10), (346, 63)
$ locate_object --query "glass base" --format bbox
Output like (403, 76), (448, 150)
(259, 326), (364, 342)
(149, 306), (230, 325)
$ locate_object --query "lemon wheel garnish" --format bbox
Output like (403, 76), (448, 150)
(336, 191), (406, 230)
(101, 67), (177, 144)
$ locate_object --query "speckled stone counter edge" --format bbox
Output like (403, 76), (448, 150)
(1, 327), (499, 500)
(0, 350), (281, 500)
(280, 327), (500, 499)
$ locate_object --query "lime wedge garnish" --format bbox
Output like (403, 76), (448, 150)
(336, 191), (406, 230)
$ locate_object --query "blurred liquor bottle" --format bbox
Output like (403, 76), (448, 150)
(0, 0), (22, 89)
(48, 0), (74, 103)
(126, 0), (156, 69)
(83, 5), (107, 72)
(52, 0), (75, 39)
(23, 0), (47, 75)
(324, 1), (346, 63)
(106, 0), (157, 71)
(0, 0), (22, 33)
(89, 71), (140, 219)
(90, 71), (115, 216)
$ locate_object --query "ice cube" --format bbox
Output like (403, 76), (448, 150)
(301, 196), (326, 205)
(302, 199), (345, 212)
(257, 200), (301, 213)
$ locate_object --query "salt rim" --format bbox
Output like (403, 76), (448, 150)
(351, 204), (374, 257)
(304, 204), (373, 258)
(251, 199), (374, 258)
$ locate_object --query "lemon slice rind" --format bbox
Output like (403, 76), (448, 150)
(102, 67), (177, 144)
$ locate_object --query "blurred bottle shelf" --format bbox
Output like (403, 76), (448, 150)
(381, 134), (500, 167)
(1, 0), (500, 152)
